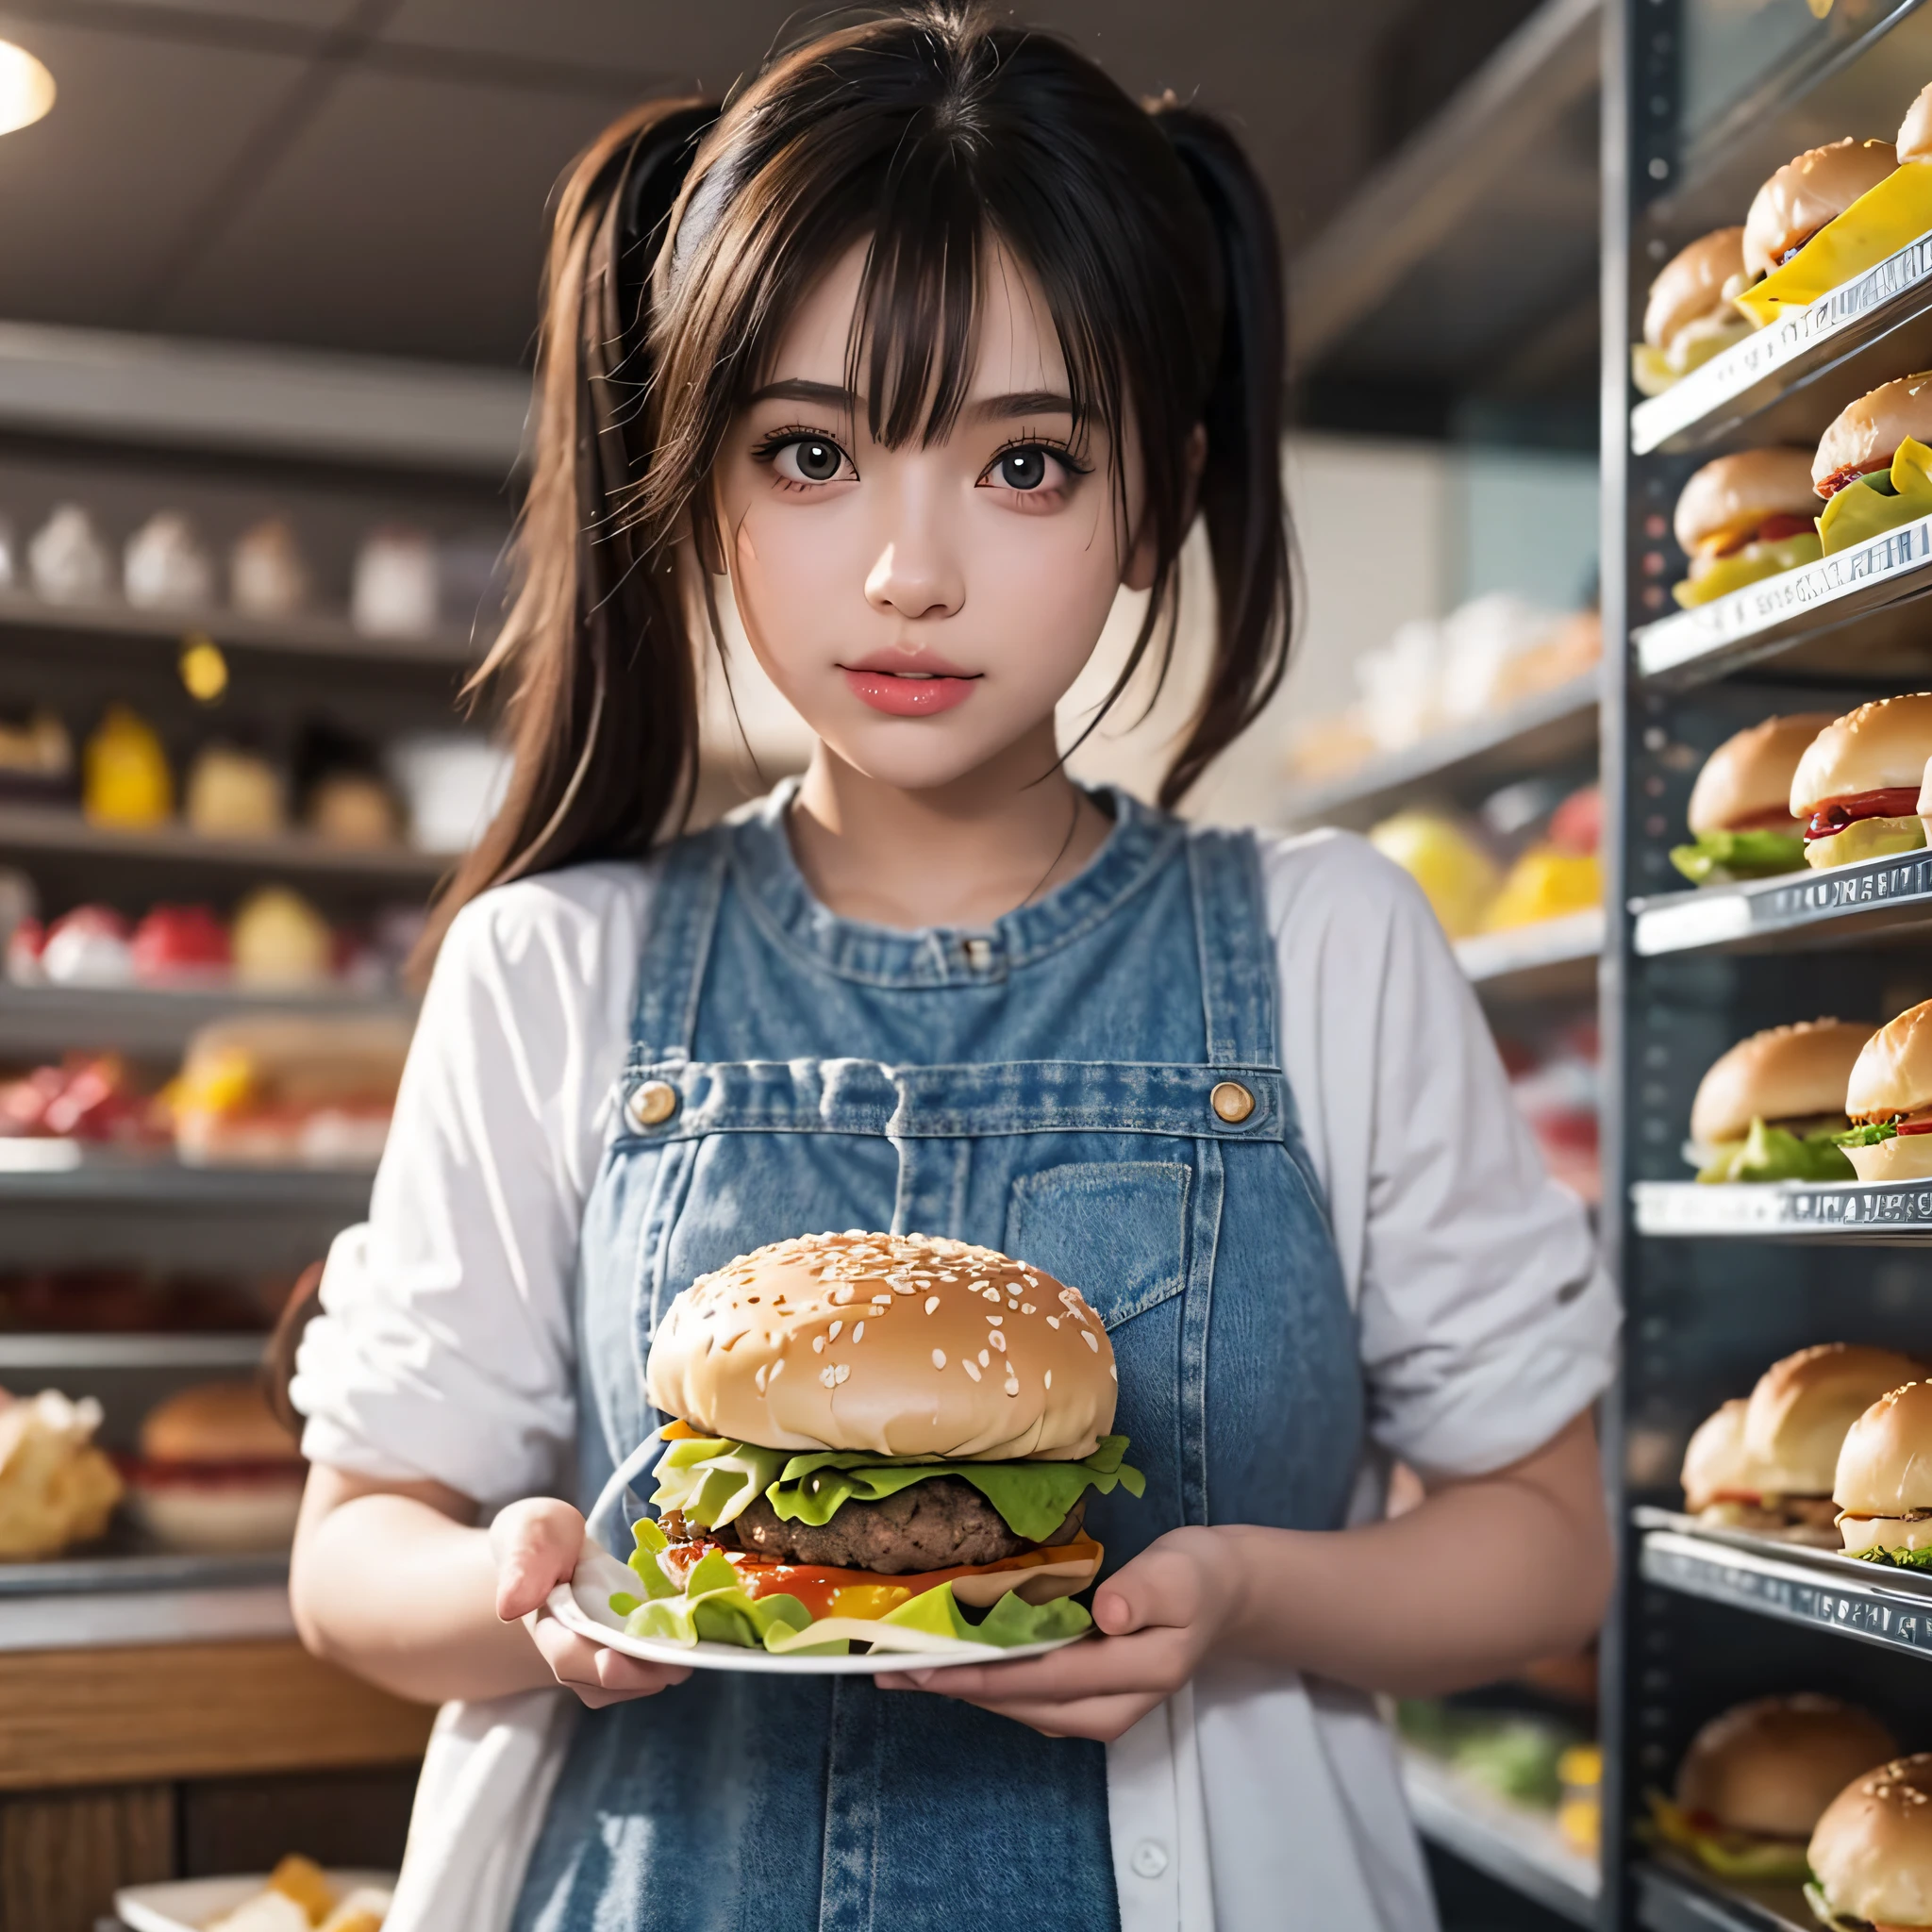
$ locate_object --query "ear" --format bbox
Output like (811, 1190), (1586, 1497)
(1122, 423), (1207, 592)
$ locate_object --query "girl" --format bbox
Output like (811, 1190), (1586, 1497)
(289, 8), (1616, 1930)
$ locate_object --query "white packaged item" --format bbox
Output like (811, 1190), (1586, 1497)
(27, 505), (113, 604)
(385, 735), (511, 854)
(352, 526), (439, 639)
(41, 908), (135, 987)
(230, 517), (312, 618)
(1436, 592), (1563, 726)
(1353, 618), (1442, 753)
(125, 512), (215, 610)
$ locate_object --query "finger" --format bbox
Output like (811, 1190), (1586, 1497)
(895, 1626), (1193, 1703)
(529, 1620), (689, 1703)
(941, 1690), (1169, 1742)
(1090, 1542), (1208, 1638)
(493, 1502), (584, 1620)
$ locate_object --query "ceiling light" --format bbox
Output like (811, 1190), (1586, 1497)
(0, 42), (54, 138)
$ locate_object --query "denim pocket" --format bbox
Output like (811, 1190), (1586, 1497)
(1006, 1160), (1190, 1330)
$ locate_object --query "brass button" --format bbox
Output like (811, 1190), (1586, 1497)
(628, 1080), (678, 1129)
(1210, 1080), (1256, 1125)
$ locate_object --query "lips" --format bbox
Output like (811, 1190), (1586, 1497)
(839, 652), (980, 718)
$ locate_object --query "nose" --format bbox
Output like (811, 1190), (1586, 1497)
(863, 477), (964, 621)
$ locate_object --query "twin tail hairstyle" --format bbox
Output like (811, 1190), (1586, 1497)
(435, 2), (1293, 943)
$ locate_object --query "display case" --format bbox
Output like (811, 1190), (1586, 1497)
(1603, 3), (1932, 1930)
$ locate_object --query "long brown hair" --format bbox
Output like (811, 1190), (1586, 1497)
(432, 3), (1289, 949)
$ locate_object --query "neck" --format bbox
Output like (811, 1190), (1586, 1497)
(789, 721), (1112, 929)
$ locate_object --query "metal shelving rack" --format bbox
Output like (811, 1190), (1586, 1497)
(1602, 3), (1932, 1929)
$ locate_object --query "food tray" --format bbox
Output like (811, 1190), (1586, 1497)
(545, 1541), (1089, 1676)
(113, 1872), (392, 1932)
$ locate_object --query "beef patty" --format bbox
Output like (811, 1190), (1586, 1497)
(665, 1477), (1086, 1574)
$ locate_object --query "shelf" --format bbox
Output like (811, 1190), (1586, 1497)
(1632, 512), (1932, 686)
(0, 1333), (264, 1372)
(1400, 1750), (1598, 1926)
(1631, 227), (1932, 458)
(1633, 1177), (1932, 1240)
(1635, 1859), (1813, 1932)
(1276, 673), (1600, 833)
(0, 1152), (373, 1214)
(1632, 847), (1932, 958)
(0, 806), (447, 888)
(1639, 1516), (1932, 1660)
(0, 982), (415, 1058)
(1456, 908), (1604, 1000)
(0, 581), (480, 668)
(0, 1547), (286, 1603)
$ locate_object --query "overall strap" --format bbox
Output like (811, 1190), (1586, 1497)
(1185, 827), (1280, 1071)
(626, 826), (731, 1067)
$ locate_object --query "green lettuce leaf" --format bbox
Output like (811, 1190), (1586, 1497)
(1820, 435), (1932, 556)
(621, 1546), (848, 1654)
(649, 1437), (789, 1529)
(1837, 1121), (1899, 1147)
(767, 1435), (1144, 1542)
(1668, 827), (1807, 885)
(1854, 1541), (1932, 1570)
(1698, 1118), (1856, 1183)
(870, 1582), (1092, 1646)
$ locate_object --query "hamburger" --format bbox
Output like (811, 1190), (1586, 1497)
(1736, 136), (1899, 315)
(1813, 374), (1932, 558)
(1791, 696), (1932, 870)
(1834, 1380), (1932, 1570)
(1672, 714), (1839, 884)
(1740, 83), (1932, 331)
(1650, 1694), (1897, 1882)
(1682, 1344), (1924, 1540)
(1687, 1020), (1870, 1182)
(1671, 450), (1824, 609)
(1840, 1000), (1932, 1181)
(125, 1379), (305, 1552)
(624, 1232), (1142, 1655)
(1633, 228), (1752, 397)
(1807, 1754), (1932, 1930)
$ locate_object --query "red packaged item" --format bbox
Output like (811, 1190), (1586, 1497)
(131, 905), (232, 985)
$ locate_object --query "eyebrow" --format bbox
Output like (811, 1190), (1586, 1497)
(743, 378), (1076, 422)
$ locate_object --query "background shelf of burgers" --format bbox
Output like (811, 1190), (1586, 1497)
(1607, 9), (1932, 1932)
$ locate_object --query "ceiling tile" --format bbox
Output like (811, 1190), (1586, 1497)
(0, 12), (309, 331)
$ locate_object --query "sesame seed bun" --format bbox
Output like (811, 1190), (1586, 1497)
(1644, 229), (1747, 352)
(1689, 1020), (1872, 1147)
(1744, 139), (1898, 280)
(643, 1232), (1117, 1461)
(1847, 1000), (1932, 1125)
(1790, 695), (1932, 815)
(1808, 1754), (1932, 1927)
(1834, 1378), (1932, 1518)
(1686, 715), (1837, 836)
(1743, 1342), (1925, 1497)
(1813, 373), (1932, 493)
(1680, 1398), (1757, 1513)
(1674, 450), (1821, 556)
(1901, 82), (1932, 165)
(1677, 1696), (1898, 1841)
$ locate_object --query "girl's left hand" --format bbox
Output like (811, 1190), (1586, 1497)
(876, 1525), (1242, 1742)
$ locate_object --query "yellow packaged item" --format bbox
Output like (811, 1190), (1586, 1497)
(1484, 848), (1602, 932)
(82, 705), (173, 827)
(1737, 160), (1932, 325)
(266, 1853), (335, 1924)
(1365, 811), (1500, 941)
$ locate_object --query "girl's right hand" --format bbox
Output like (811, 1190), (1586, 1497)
(490, 1496), (691, 1707)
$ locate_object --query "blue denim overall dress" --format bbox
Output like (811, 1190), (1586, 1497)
(510, 783), (1364, 1932)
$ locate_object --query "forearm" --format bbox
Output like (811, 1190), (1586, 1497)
(1217, 1415), (1611, 1697)
(290, 1473), (552, 1705)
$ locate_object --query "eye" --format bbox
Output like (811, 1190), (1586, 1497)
(979, 443), (1077, 496)
(771, 435), (855, 485)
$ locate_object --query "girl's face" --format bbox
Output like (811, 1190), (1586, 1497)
(713, 238), (1151, 791)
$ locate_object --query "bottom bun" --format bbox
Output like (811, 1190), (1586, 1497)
(1845, 1135), (1932, 1184)
(128, 1474), (304, 1552)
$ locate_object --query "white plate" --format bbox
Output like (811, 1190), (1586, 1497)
(114, 1871), (394, 1932)
(546, 1541), (1089, 1675)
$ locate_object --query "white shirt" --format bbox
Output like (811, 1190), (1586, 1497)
(295, 823), (1617, 1932)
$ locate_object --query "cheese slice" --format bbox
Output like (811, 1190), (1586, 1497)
(1737, 161), (1932, 325)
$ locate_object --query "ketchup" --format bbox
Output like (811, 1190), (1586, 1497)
(1818, 458), (1893, 500)
(1805, 789), (1923, 840)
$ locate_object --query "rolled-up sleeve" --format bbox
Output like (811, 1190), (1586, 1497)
(1263, 831), (1618, 1481)
(292, 862), (649, 1508)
